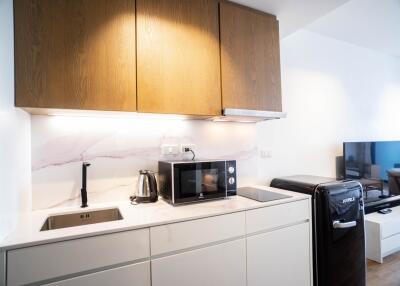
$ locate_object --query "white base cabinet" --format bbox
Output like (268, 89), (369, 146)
(44, 262), (150, 286)
(365, 207), (400, 263)
(6, 229), (149, 286)
(3, 198), (312, 286)
(247, 222), (312, 286)
(152, 239), (247, 286)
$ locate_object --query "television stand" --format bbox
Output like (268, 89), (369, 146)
(366, 205), (400, 263)
(379, 194), (391, 199)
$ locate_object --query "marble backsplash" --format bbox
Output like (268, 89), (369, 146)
(31, 115), (259, 210)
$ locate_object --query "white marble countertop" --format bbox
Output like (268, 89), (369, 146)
(0, 186), (310, 251)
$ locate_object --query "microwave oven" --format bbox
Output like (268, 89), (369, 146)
(158, 160), (237, 205)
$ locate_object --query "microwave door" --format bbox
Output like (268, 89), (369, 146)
(202, 169), (219, 193)
(172, 161), (227, 204)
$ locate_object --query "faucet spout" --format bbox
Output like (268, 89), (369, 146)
(81, 162), (91, 208)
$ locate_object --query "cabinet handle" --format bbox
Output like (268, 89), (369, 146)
(332, 220), (357, 229)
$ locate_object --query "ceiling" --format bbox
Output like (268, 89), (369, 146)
(232, 0), (400, 58)
(306, 0), (400, 57)
(231, 0), (350, 37)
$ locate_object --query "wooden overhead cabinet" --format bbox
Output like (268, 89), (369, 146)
(219, 2), (282, 112)
(136, 0), (222, 116)
(14, 0), (136, 111)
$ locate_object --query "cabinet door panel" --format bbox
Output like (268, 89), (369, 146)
(44, 262), (150, 286)
(7, 229), (149, 286)
(137, 0), (221, 116)
(247, 222), (312, 286)
(152, 239), (246, 286)
(220, 2), (282, 111)
(14, 0), (136, 111)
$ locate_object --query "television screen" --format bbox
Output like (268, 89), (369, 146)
(344, 141), (400, 204)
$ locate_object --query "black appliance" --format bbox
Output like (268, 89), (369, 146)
(343, 141), (400, 213)
(158, 160), (236, 205)
(271, 175), (366, 286)
(336, 155), (345, 180)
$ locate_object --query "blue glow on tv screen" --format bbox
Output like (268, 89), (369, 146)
(344, 141), (400, 181)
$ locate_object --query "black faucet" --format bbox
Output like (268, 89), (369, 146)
(81, 162), (91, 208)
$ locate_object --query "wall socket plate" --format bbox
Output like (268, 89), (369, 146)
(260, 149), (272, 158)
(161, 144), (180, 155)
(181, 144), (196, 153)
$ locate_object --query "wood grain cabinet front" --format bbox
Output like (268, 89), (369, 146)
(136, 0), (222, 116)
(219, 2), (282, 112)
(14, 0), (283, 117)
(14, 0), (136, 112)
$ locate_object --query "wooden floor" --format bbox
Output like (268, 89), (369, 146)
(367, 252), (400, 286)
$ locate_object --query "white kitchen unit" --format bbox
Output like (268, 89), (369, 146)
(365, 206), (400, 263)
(150, 212), (245, 255)
(43, 262), (151, 286)
(246, 200), (312, 286)
(0, 187), (312, 286)
(152, 239), (247, 286)
(0, 251), (5, 286)
(246, 199), (309, 234)
(6, 229), (150, 286)
(247, 222), (311, 286)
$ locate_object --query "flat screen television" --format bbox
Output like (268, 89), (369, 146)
(343, 141), (400, 213)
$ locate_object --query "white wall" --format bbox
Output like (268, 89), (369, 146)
(0, 0), (31, 240)
(257, 30), (400, 183)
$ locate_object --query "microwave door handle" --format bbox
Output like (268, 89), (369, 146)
(332, 220), (357, 229)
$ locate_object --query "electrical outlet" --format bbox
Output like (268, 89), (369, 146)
(260, 149), (272, 158)
(161, 144), (180, 155)
(181, 144), (196, 153)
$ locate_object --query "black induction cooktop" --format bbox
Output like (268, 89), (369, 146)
(237, 187), (292, 202)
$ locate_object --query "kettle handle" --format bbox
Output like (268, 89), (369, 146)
(146, 172), (158, 202)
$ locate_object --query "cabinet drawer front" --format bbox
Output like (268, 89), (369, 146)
(381, 220), (400, 239)
(44, 261), (150, 286)
(152, 239), (246, 286)
(7, 229), (149, 286)
(246, 199), (310, 234)
(150, 212), (245, 255)
(382, 233), (400, 256)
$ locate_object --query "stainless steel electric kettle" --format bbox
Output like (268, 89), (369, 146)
(131, 170), (158, 203)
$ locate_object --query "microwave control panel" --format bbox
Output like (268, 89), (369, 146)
(226, 160), (237, 196)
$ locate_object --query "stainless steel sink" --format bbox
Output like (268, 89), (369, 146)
(40, 208), (123, 231)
